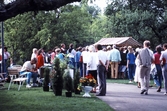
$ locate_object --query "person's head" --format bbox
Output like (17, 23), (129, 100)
(124, 46), (127, 50)
(128, 46), (133, 53)
(88, 45), (95, 52)
(56, 48), (61, 53)
(119, 47), (124, 52)
(107, 45), (111, 51)
(143, 40), (151, 48)
(156, 45), (162, 54)
(163, 43), (167, 50)
(78, 46), (82, 51)
(37, 49), (43, 55)
(69, 43), (73, 49)
(32, 48), (37, 54)
(95, 44), (102, 51)
(30, 58), (37, 64)
(135, 47), (140, 52)
(4, 47), (7, 52)
(61, 43), (65, 48)
(112, 44), (116, 49)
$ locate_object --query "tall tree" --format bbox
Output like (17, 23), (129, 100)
(0, 0), (82, 21)
(105, 0), (167, 47)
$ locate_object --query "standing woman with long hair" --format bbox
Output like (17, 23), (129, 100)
(154, 45), (163, 92)
(36, 48), (44, 76)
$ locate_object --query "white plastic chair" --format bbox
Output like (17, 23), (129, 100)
(7, 67), (27, 91)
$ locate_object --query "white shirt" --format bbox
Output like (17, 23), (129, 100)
(81, 51), (89, 63)
(97, 50), (108, 65)
(160, 50), (167, 62)
(31, 53), (37, 60)
(87, 52), (98, 70)
(4, 52), (10, 60)
(68, 49), (76, 58)
(0, 49), (10, 60)
(21, 61), (36, 72)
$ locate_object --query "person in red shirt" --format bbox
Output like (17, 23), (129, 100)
(153, 45), (163, 92)
(36, 49), (44, 76)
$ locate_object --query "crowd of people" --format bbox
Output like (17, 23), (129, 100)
(0, 40), (167, 96)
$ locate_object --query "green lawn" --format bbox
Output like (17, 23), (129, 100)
(0, 83), (113, 111)
(0, 79), (156, 111)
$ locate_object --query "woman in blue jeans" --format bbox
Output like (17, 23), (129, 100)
(154, 45), (163, 92)
(126, 46), (136, 83)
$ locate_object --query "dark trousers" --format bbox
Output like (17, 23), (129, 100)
(83, 63), (87, 76)
(75, 62), (83, 77)
(97, 65), (106, 95)
(88, 70), (97, 82)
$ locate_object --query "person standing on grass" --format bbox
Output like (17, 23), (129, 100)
(67, 43), (76, 69)
(81, 46), (89, 76)
(153, 45), (163, 92)
(36, 49), (44, 74)
(74, 46), (83, 77)
(138, 40), (153, 95)
(159, 43), (167, 95)
(109, 44), (121, 79)
(134, 48), (141, 88)
(20, 58), (38, 88)
(126, 46), (136, 83)
(95, 44), (109, 96)
(87, 45), (98, 93)
(118, 47), (127, 79)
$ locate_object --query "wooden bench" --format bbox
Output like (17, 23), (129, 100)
(8, 66), (27, 91)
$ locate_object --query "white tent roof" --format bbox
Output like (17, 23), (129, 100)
(94, 37), (142, 47)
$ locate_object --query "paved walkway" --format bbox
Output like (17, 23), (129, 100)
(96, 83), (167, 111)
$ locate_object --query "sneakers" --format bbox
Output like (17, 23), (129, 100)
(26, 84), (31, 88)
(128, 81), (133, 83)
(164, 92), (167, 95)
(32, 83), (38, 87)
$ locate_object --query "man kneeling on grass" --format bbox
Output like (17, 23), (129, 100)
(20, 58), (38, 88)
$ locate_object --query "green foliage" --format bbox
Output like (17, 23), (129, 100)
(74, 69), (80, 91)
(4, 4), (101, 64)
(105, 0), (167, 48)
(63, 69), (73, 92)
(52, 58), (63, 93)
(1, 84), (113, 111)
(60, 60), (67, 71)
(43, 67), (50, 87)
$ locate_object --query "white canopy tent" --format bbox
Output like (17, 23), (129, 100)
(94, 37), (142, 47)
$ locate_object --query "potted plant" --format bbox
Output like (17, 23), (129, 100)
(63, 69), (73, 97)
(74, 69), (80, 94)
(51, 58), (64, 96)
(43, 67), (50, 91)
(77, 74), (96, 97)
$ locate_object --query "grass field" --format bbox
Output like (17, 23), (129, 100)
(0, 83), (114, 111)
(0, 78), (156, 111)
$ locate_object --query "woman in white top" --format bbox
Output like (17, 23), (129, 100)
(87, 45), (98, 93)
(31, 48), (38, 60)
(134, 48), (141, 88)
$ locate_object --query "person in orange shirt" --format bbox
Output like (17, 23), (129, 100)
(36, 49), (44, 76)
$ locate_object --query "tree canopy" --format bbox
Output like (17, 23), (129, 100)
(0, 0), (81, 21)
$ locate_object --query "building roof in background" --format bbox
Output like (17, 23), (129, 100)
(94, 37), (142, 47)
